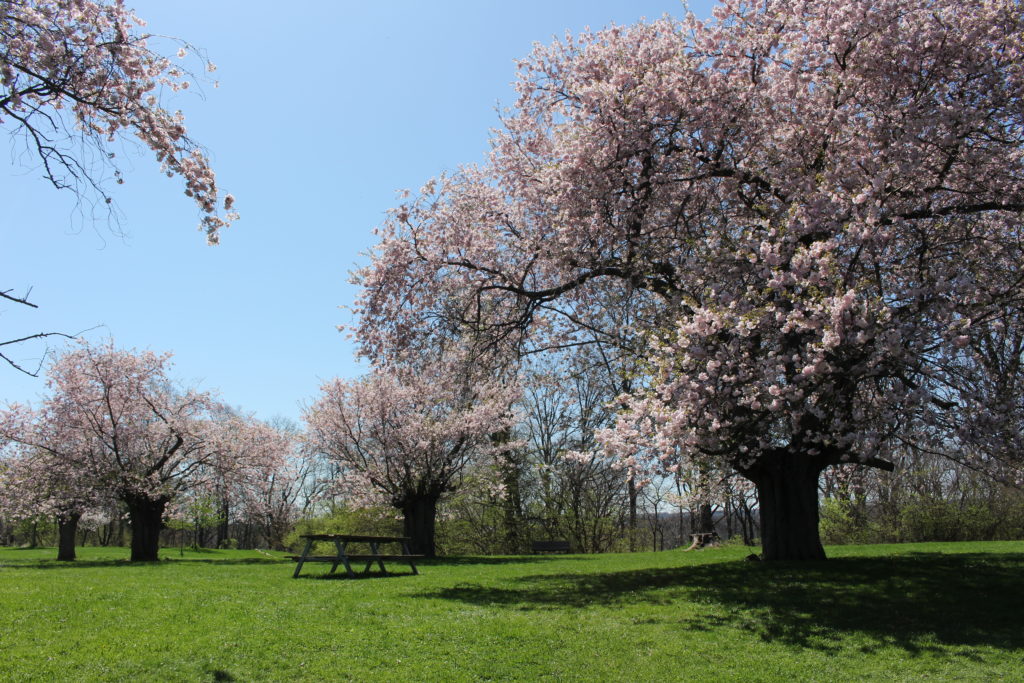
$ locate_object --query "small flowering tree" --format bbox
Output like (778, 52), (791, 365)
(0, 341), (271, 561)
(355, 0), (1024, 560)
(0, 437), (110, 560)
(204, 413), (295, 549)
(304, 356), (516, 556)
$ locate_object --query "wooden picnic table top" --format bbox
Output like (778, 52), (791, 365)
(299, 533), (412, 543)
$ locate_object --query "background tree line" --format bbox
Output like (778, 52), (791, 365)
(5, 339), (1023, 558)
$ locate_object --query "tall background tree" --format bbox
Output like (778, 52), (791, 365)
(304, 353), (516, 556)
(354, 0), (1024, 560)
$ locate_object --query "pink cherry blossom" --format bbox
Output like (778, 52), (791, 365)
(0, 0), (236, 241)
(304, 351), (517, 556)
(353, 0), (1024, 561)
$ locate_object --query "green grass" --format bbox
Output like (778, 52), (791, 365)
(1, 542), (1022, 681)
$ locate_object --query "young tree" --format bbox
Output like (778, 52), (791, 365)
(207, 414), (296, 549)
(354, 0), (1024, 560)
(304, 356), (516, 556)
(518, 353), (633, 553)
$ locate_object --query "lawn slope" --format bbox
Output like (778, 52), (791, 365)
(1, 542), (1021, 681)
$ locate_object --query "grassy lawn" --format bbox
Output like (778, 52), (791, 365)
(0, 541), (1021, 681)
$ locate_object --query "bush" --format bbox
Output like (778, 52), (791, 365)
(820, 498), (876, 545)
(284, 506), (401, 552)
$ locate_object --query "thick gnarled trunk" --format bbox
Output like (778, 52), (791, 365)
(401, 494), (439, 557)
(744, 450), (826, 561)
(125, 495), (169, 562)
(694, 502), (715, 536)
(56, 511), (80, 561)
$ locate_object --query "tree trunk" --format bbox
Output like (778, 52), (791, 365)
(502, 458), (524, 553)
(725, 497), (734, 540)
(695, 502), (715, 535)
(56, 511), (80, 561)
(217, 499), (230, 548)
(401, 494), (439, 557)
(744, 450), (826, 561)
(125, 495), (168, 562)
(628, 477), (638, 552)
(740, 496), (756, 546)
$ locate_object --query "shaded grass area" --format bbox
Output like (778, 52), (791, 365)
(0, 542), (1021, 681)
(426, 551), (1024, 653)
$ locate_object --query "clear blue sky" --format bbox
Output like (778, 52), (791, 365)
(3, 0), (712, 423)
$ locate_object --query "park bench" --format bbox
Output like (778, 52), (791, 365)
(288, 534), (423, 578)
(531, 539), (571, 554)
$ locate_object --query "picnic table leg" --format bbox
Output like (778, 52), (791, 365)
(329, 539), (344, 575)
(335, 541), (356, 578)
(293, 537), (314, 578)
(402, 540), (419, 575)
(367, 542), (387, 574)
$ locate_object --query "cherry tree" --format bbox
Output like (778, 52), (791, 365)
(0, 435), (110, 560)
(304, 356), (516, 556)
(2, 0), (236, 373)
(0, 341), (269, 561)
(202, 413), (295, 549)
(355, 0), (1024, 560)
(1, 0), (235, 239)
(243, 421), (309, 550)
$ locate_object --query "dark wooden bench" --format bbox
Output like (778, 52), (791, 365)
(531, 539), (571, 554)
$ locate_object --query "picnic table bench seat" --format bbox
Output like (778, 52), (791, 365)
(287, 553), (424, 563)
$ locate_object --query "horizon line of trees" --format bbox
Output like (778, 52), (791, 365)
(5, 339), (1024, 560)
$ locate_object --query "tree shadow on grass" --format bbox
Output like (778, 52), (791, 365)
(295, 570), (419, 580)
(424, 555), (593, 567)
(418, 552), (1024, 654)
(0, 557), (287, 569)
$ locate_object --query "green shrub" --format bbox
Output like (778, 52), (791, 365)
(820, 498), (876, 545)
(284, 506), (401, 552)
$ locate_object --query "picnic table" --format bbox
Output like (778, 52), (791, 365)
(288, 534), (423, 578)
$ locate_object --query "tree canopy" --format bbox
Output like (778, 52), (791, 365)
(354, 0), (1024, 560)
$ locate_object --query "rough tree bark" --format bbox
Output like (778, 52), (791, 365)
(742, 447), (895, 560)
(401, 494), (440, 557)
(125, 494), (169, 562)
(56, 511), (80, 561)
(499, 451), (526, 554)
(694, 503), (715, 536)
(743, 450), (828, 561)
